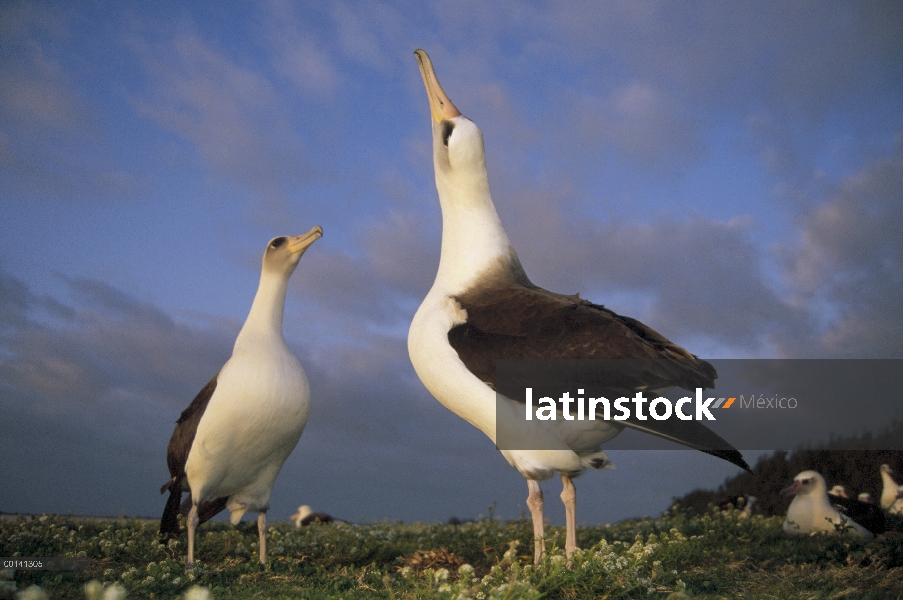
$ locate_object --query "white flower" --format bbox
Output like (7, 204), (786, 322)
(433, 568), (449, 583)
(102, 584), (127, 600)
(84, 580), (104, 600)
(16, 585), (48, 600)
(184, 585), (212, 600)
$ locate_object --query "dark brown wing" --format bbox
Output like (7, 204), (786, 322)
(449, 282), (749, 472)
(449, 283), (716, 392)
(165, 374), (219, 486)
(830, 494), (886, 535)
(159, 375), (228, 538)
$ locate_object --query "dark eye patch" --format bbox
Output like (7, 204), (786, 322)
(441, 121), (454, 147)
(271, 237), (287, 248)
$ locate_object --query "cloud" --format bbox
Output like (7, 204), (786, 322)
(777, 139), (903, 357)
(128, 22), (315, 220)
(0, 3), (140, 202)
(262, 0), (343, 96)
(328, 0), (407, 72)
(0, 270), (235, 411)
(556, 83), (704, 174)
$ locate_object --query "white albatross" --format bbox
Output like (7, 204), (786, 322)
(290, 505), (344, 526)
(880, 464), (903, 514)
(781, 470), (874, 538)
(160, 226), (322, 566)
(407, 49), (749, 565)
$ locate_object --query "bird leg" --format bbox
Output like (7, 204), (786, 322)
(526, 479), (545, 565)
(186, 504), (199, 567)
(561, 474), (577, 560)
(258, 512), (267, 565)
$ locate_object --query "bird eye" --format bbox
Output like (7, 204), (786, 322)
(271, 237), (287, 248)
(441, 121), (454, 147)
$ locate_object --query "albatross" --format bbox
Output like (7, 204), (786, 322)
(880, 464), (903, 514)
(407, 49), (750, 564)
(290, 505), (344, 526)
(160, 226), (322, 566)
(782, 470), (875, 538)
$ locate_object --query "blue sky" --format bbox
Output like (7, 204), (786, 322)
(1, 1), (901, 526)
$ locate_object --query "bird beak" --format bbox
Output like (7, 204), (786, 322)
(415, 49), (461, 123)
(781, 480), (802, 498)
(287, 226), (323, 254)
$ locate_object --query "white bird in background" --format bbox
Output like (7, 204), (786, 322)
(829, 485), (848, 499)
(782, 470), (874, 539)
(407, 49), (750, 565)
(160, 227), (323, 566)
(858, 492), (873, 504)
(740, 495), (757, 518)
(290, 505), (344, 526)
(880, 464), (903, 514)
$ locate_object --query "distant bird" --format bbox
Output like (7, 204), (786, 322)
(880, 464), (903, 514)
(829, 485), (848, 499)
(718, 494), (756, 517)
(160, 227), (323, 566)
(740, 495), (757, 518)
(290, 505), (343, 526)
(407, 48), (750, 565)
(858, 492), (873, 504)
(782, 471), (874, 538)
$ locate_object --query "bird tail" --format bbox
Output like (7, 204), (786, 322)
(160, 487), (183, 540)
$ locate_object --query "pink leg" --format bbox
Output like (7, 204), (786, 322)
(561, 474), (577, 559)
(526, 479), (545, 565)
(258, 512), (267, 565)
(186, 504), (199, 567)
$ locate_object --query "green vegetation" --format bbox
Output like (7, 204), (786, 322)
(2, 507), (903, 599)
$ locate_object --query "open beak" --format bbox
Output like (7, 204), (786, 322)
(414, 49), (461, 123)
(781, 480), (803, 498)
(287, 225), (323, 254)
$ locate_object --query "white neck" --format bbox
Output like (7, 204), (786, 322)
(432, 167), (525, 292)
(235, 270), (289, 347)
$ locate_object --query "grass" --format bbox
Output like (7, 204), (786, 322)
(2, 507), (903, 599)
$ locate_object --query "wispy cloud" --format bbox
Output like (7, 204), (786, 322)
(128, 21), (316, 222)
(0, 4), (140, 202)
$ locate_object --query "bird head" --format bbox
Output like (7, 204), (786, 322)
(414, 49), (491, 209)
(263, 226), (323, 275)
(781, 470), (825, 498)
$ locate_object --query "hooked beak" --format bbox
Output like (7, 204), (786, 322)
(287, 225), (323, 254)
(414, 49), (462, 123)
(781, 480), (803, 498)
